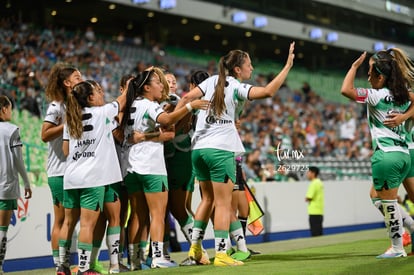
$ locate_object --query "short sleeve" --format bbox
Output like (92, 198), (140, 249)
(9, 128), (23, 148)
(148, 102), (165, 122)
(44, 102), (63, 125)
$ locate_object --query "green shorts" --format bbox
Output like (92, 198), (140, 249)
(371, 149), (410, 191)
(63, 186), (105, 211)
(104, 182), (122, 203)
(48, 176), (64, 206)
(124, 172), (168, 193)
(192, 148), (236, 183)
(0, 200), (17, 210)
(166, 150), (193, 191)
(406, 149), (414, 179)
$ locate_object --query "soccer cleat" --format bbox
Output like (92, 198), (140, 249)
(180, 249), (211, 266)
(76, 269), (102, 275)
(151, 257), (179, 268)
(108, 263), (130, 274)
(164, 253), (177, 264)
(180, 257), (199, 266)
(248, 248), (261, 255)
(376, 248), (407, 259)
(188, 243), (202, 262)
(226, 247), (236, 256)
(56, 265), (71, 275)
(213, 252), (244, 267)
(231, 250), (251, 261)
(71, 266), (79, 274)
(90, 261), (107, 274)
(403, 231), (411, 247)
(199, 249), (211, 265)
(118, 263), (129, 272)
(129, 262), (141, 271)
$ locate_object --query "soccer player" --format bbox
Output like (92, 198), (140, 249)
(177, 42), (295, 266)
(57, 80), (127, 275)
(119, 69), (208, 268)
(341, 48), (414, 258)
(0, 95), (32, 275)
(41, 63), (82, 272)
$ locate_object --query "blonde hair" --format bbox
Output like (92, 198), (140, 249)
(153, 67), (170, 102)
(65, 81), (94, 139)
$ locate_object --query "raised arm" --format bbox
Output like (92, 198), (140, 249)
(341, 52), (367, 100)
(248, 42), (295, 99)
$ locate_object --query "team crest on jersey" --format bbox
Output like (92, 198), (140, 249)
(357, 88), (368, 97)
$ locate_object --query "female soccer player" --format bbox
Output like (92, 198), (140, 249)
(0, 95), (32, 274)
(176, 42), (295, 266)
(41, 63), (82, 272)
(57, 80), (126, 275)
(341, 48), (414, 258)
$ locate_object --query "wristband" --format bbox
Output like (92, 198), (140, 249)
(186, 103), (193, 112)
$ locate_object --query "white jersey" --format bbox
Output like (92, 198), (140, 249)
(192, 75), (251, 154)
(43, 101), (66, 177)
(0, 122), (24, 199)
(125, 98), (167, 175)
(356, 87), (410, 153)
(63, 102), (122, 189)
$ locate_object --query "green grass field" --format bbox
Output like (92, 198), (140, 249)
(9, 228), (414, 275)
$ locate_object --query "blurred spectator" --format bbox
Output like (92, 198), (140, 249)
(242, 149), (262, 182)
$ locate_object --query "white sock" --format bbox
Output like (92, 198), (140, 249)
(382, 199), (403, 251)
(78, 248), (92, 272)
(152, 241), (164, 259)
(106, 226), (121, 267)
(181, 222), (193, 243)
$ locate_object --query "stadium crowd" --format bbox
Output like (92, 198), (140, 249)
(0, 17), (373, 182)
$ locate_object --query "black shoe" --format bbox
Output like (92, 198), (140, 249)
(248, 248), (261, 255)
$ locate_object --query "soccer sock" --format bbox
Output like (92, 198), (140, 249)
(398, 204), (414, 233)
(372, 198), (384, 215)
(106, 226), (121, 267)
(230, 221), (248, 252)
(0, 226), (7, 272)
(139, 241), (148, 263)
(163, 234), (170, 257)
(128, 243), (139, 265)
(226, 237), (233, 252)
(382, 199), (403, 251)
(90, 239), (102, 265)
(191, 220), (207, 245)
(151, 241), (164, 259)
(238, 216), (248, 237)
(78, 242), (93, 272)
(118, 237), (124, 265)
(52, 249), (59, 270)
(214, 230), (229, 253)
(179, 215), (194, 243)
(373, 197), (414, 235)
(58, 239), (71, 268)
